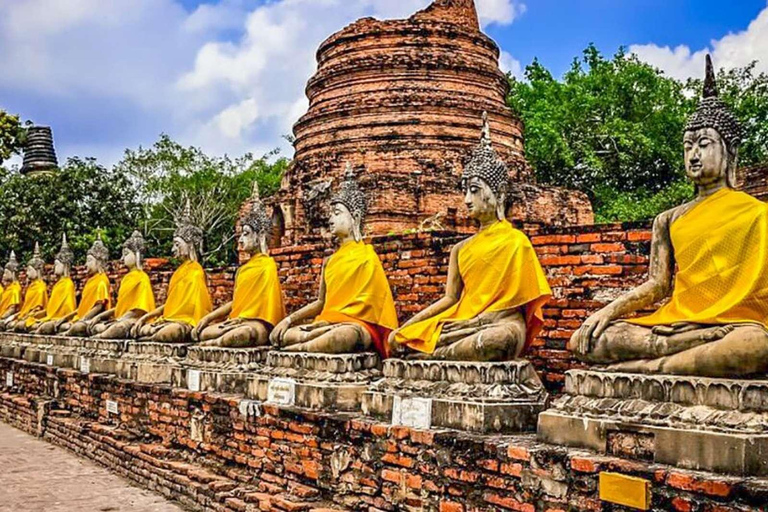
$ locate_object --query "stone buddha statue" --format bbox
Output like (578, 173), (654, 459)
(90, 231), (156, 339)
(133, 201), (213, 343)
(32, 234), (77, 334)
(61, 235), (112, 336)
(0, 252), (22, 324)
(270, 165), (398, 357)
(389, 113), (552, 361)
(570, 56), (768, 377)
(8, 243), (48, 331)
(193, 184), (285, 347)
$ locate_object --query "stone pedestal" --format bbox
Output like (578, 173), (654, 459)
(0, 332), (37, 360)
(22, 335), (81, 369)
(74, 338), (127, 375)
(537, 370), (768, 476)
(116, 342), (190, 384)
(362, 359), (549, 433)
(171, 346), (270, 394)
(249, 352), (381, 411)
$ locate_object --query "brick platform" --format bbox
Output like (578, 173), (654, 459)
(2, 355), (768, 511)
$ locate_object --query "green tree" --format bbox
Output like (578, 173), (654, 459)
(0, 157), (141, 261)
(0, 110), (28, 166)
(114, 135), (288, 265)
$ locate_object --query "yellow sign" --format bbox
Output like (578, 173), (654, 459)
(599, 472), (651, 510)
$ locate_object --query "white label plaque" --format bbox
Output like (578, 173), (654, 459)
(80, 357), (91, 374)
(267, 378), (296, 406)
(106, 400), (119, 415)
(5, 372), (12, 387)
(239, 399), (262, 418)
(392, 396), (432, 430)
(187, 369), (201, 392)
(46, 354), (54, 366)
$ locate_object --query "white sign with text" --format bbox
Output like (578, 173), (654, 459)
(106, 400), (119, 415)
(80, 357), (91, 374)
(5, 372), (12, 387)
(392, 396), (432, 430)
(187, 369), (201, 392)
(46, 354), (54, 366)
(267, 378), (296, 406)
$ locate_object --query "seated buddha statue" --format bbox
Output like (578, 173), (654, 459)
(570, 56), (768, 377)
(0, 252), (22, 326)
(90, 231), (156, 339)
(61, 235), (112, 336)
(389, 113), (552, 361)
(193, 184), (285, 347)
(30, 235), (77, 334)
(8, 243), (48, 332)
(270, 165), (398, 358)
(132, 200), (213, 343)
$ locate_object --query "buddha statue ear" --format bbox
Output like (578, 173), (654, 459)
(726, 144), (739, 189)
(495, 183), (508, 221)
(352, 216), (363, 243)
(258, 232), (269, 254)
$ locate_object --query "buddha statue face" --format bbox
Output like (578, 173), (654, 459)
(26, 266), (39, 282)
(122, 247), (139, 270)
(85, 254), (100, 275)
(684, 127), (731, 187)
(172, 236), (193, 261)
(53, 259), (66, 277)
(238, 225), (260, 254)
(2, 268), (12, 285)
(464, 177), (501, 223)
(329, 202), (357, 241)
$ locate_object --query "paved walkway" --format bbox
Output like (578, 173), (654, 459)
(0, 422), (184, 512)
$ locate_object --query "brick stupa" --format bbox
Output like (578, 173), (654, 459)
(271, 0), (593, 244)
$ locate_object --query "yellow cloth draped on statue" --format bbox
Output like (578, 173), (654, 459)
(18, 280), (47, 322)
(0, 281), (22, 315)
(33, 277), (76, 325)
(74, 273), (111, 320)
(315, 240), (399, 357)
(629, 188), (768, 328)
(229, 253), (285, 327)
(156, 260), (212, 326)
(396, 220), (552, 355)
(114, 269), (156, 318)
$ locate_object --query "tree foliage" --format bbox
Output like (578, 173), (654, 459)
(0, 110), (28, 166)
(114, 134), (288, 265)
(0, 157), (141, 261)
(508, 45), (768, 222)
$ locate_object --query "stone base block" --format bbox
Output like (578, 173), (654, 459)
(0, 332), (37, 360)
(171, 346), (270, 394)
(75, 338), (127, 375)
(249, 351), (381, 412)
(116, 342), (190, 384)
(22, 335), (82, 369)
(537, 370), (768, 476)
(362, 359), (549, 433)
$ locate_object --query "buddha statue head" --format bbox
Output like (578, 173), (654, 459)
(122, 230), (146, 271)
(3, 251), (18, 285)
(26, 242), (45, 282)
(240, 182), (271, 254)
(54, 234), (74, 277)
(684, 55), (743, 189)
(461, 112), (509, 223)
(173, 199), (204, 262)
(330, 163), (367, 242)
(86, 233), (109, 275)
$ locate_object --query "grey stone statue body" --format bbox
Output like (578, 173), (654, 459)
(570, 57), (768, 377)
(90, 242), (146, 339)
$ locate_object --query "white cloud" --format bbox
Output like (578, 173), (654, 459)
(0, 0), (525, 165)
(630, 4), (768, 80)
(499, 50), (523, 78)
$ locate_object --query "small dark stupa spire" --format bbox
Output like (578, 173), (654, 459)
(703, 54), (718, 98)
(21, 126), (58, 175)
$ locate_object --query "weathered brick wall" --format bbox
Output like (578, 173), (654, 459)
(1, 358), (765, 512)
(737, 164), (768, 201)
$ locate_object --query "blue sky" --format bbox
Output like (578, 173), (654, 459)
(1, 0), (766, 168)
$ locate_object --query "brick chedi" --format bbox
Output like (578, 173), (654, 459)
(272, 0), (594, 244)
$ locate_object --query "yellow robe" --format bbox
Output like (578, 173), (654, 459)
(630, 188), (768, 328)
(315, 240), (399, 357)
(0, 281), (22, 316)
(114, 269), (156, 318)
(18, 280), (47, 321)
(35, 277), (76, 324)
(74, 272), (111, 320)
(229, 253), (285, 327)
(158, 260), (212, 326)
(396, 220), (552, 355)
